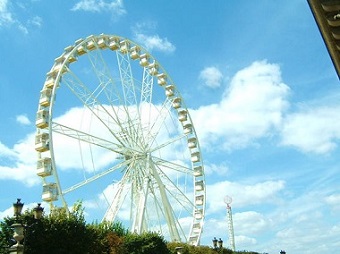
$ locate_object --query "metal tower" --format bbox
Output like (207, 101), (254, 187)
(224, 196), (235, 251)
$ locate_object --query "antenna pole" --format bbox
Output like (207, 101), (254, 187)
(224, 196), (236, 251)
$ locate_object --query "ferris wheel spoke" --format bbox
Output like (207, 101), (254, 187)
(154, 171), (195, 241)
(85, 45), (145, 150)
(146, 186), (170, 234)
(85, 45), (148, 150)
(150, 177), (187, 242)
(85, 46), (132, 127)
(139, 67), (154, 136)
(116, 51), (147, 150)
(147, 155), (182, 241)
(61, 70), (128, 144)
(62, 159), (131, 195)
(103, 171), (131, 222)
(51, 121), (143, 159)
(85, 42), (123, 104)
(140, 67), (153, 104)
(151, 155), (193, 175)
(116, 50), (138, 107)
(145, 98), (174, 148)
(153, 163), (194, 212)
(149, 133), (186, 153)
(148, 187), (165, 233)
(51, 121), (124, 154)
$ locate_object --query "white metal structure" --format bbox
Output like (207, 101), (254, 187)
(224, 195), (235, 251)
(35, 34), (205, 245)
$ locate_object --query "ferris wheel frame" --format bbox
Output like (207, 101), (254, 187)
(35, 34), (206, 245)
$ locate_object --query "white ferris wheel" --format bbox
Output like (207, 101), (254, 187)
(34, 34), (206, 245)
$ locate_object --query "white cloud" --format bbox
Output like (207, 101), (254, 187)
(202, 217), (257, 250)
(206, 180), (285, 214)
(0, 0), (13, 26)
(29, 16), (42, 28)
(235, 235), (257, 247)
(0, 206), (12, 220)
(132, 22), (176, 53)
(202, 185), (340, 253)
(71, 0), (126, 16)
(325, 193), (340, 205)
(0, 133), (39, 186)
(280, 106), (340, 154)
(325, 193), (340, 211)
(193, 60), (340, 156)
(274, 221), (340, 253)
(0, 0), (42, 33)
(191, 60), (290, 151)
(233, 211), (272, 235)
(200, 218), (227, 242)
(204, 162), (229, 176)
(0, 141), (17, 158)
(16, 114), (31, 125)
(199, 66), (223, 88)
(134, 33), (176, 53)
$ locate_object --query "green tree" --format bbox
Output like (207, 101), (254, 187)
(167, 242), (234, 254)
(124, 232), (170, 254)
(0, 216), (16, 254)
(0, 202), (108, 254)
(0, 201), (259, 254)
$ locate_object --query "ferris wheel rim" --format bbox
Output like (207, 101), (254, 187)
(35, 34), (206, 245)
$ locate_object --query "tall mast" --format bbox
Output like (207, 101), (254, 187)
(224, 195), (235, 251)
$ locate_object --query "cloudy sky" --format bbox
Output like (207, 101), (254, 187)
(1, 1), (340, 253)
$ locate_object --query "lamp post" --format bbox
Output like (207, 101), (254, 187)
(9, 199), (25, 254)
(212, 237), (218, 250)
(212, 237), (223, 252)
(218, 238), (223, 249)
(8, 199), (44, 254)
(13, 199), (24, 218)
(32, 203), (44, 220)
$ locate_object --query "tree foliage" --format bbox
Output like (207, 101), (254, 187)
(124, 232), (170, 254)
(0, 202), (168, 254)
(0, 201), (259, 254)
(167, 242), (234, 254)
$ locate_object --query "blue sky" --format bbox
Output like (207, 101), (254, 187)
(1, 0), (340, 253)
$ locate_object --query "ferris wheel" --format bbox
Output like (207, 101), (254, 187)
(34, 34), (206, 245)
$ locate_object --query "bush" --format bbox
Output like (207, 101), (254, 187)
(124, 232), (170, 254)
(167, 242), (233, 254)
(0, 202), (259, 254)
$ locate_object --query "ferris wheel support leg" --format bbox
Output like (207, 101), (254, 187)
(132, 178), (149, 233)
(148, 155), (181, 242)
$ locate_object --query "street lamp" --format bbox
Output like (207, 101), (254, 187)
(212, 237), (218, 249)
(13, 199), (24, 218)
(212, 237), (224, 252)
(33, 203), (44, 220)
(8, 199), (44, 254)
(218, 238), (223, 249)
